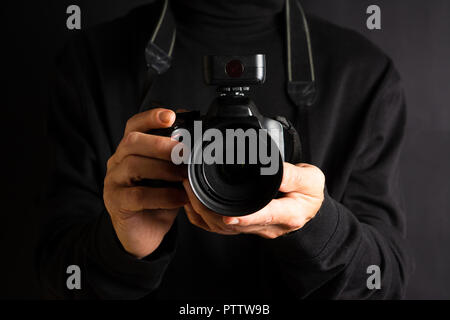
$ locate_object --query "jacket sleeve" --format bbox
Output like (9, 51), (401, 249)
(263, 62), (413, 299)
(37, 37), (176, 300)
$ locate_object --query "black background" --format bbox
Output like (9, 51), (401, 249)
(3, 0), (450, 299)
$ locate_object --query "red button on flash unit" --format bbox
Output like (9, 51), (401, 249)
(225, 60), (244, 78)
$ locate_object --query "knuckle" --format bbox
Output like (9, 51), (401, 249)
(125, 118), (133, 131)
(106, 156), (115, 171)
(313, 167), (326, 185)
(127, 188), (144, 210)
(226, 225), (241, 234)
(210, 226), (221, 233)
(294, 169), (303, 185)
(266, 228), (284, 239)
(124, 156), (139, 180)
(125, 131), (140, 145)
(303, 215), (313, 226)
(238, 219), (250, 227)
(266, 232), (278, 240)
(260, 229), (277, 239)
(186, 212), (197, 225)
(295, 162), (307, 168)
(190, 203), (202, 215)
(194, 218), (205, 230)
(225, 224), (236, 231)
(103, 174), (113, 188)
(286, 218), (300, 230)
(264, 215), (274, 225)
(102, 184), (112, 201)
(152, 136), (166, 152)
(319, 171), (326, 185)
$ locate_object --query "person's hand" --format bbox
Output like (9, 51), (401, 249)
(183, 163), (325, 239)
(103, 108), (188, 259)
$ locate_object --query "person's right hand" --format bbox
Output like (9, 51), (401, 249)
(103, 108), (188, 259)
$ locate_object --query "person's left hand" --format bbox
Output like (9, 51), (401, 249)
(183, 162), (325, 239)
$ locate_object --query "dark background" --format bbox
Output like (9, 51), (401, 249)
(3, 0), (450, 299)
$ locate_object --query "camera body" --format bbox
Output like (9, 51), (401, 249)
(150, 55), (300, 216)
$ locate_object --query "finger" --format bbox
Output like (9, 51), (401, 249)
(141, 208), (179, 216)
(116, 187), (188, 212)
(223, 197), (302, 227)
(280, 162), (325, 194)
(182, 179), (214, 216)
(184, 203), (210, 231)
(185, 204), (238, 235)
(114, 132), (180, 163)
(222, 199), (278, 226)
(124, 108), (175, 136)
(110, 156), (187, 185)
(142, 209), (179, 224)
(183, 180), (238, 234)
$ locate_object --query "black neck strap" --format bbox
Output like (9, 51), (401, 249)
(145, 0), (176, 74)
(140, 0), (176, 110)
(142, 0), (317, 110)
(285, 0), (317, 108)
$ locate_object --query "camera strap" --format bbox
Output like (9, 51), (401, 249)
(140, 0), (176, 111)
(276, 116), (303, 163)
(286, 0), (317, 109)
(141, 0), (317, 111)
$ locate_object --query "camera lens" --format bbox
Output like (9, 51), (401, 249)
(188, 123), (283, 216)
(225, 60), (244, 78)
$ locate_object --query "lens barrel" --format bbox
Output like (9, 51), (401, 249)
(187, 124), (283, 216)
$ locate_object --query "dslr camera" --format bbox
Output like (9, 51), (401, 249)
(151, 54), (301, 216)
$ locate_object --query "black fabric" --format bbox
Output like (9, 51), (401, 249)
(171, 0), (285, 22)
(38, 0), (412, 299)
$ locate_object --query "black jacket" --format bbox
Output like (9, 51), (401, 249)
(38, 1), (412, 299)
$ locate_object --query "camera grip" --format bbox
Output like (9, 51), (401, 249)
(146, 127), (174, 137)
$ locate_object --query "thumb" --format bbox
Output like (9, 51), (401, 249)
(280, 162), (325, 194)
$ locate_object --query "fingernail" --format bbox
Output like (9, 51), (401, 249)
(159, 110), (173, 123)
(227, 218), (239, 225)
